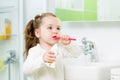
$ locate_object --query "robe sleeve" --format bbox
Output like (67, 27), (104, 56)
(23, 47), (45, 76)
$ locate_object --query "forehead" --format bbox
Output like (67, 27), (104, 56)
(41, 16), (61, 25)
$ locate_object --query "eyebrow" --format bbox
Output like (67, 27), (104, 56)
(46, 24), (61, 27)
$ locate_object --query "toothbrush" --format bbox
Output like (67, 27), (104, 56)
(53, 36), (76, 41)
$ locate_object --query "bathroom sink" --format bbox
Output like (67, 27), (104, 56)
(64, 58), (120, 80)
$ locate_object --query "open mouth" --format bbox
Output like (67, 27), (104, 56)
(52, 36), (60, 40)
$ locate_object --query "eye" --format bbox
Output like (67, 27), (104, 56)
(57, 27), (61, 30)
(48, 26), (52, 30)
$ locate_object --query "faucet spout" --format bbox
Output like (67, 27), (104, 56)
(81, 37), (97, 62)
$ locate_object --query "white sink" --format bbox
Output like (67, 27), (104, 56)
(64, 58), (120, 80)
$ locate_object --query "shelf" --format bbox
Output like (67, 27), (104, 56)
(0, 6), (16, 13)
(0, 34), (18, 40)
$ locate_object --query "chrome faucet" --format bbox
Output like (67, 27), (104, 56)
(81, 37), (97, 62)
(5, 50), (17, 64)
(5, 50), (17, 80)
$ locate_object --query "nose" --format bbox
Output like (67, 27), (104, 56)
(53, 28), (59, 34)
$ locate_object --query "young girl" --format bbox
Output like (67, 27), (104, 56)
(23, 12), (82, 80)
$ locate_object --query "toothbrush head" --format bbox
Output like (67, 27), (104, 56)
(52, 36), (76, 41)
(52, 36), (60, 40)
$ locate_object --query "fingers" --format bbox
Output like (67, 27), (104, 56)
(43, 51), (56, 63)
(60, 35), (70, 40)
(60, 35), (71, 45)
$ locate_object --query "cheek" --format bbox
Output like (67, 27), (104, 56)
(40, 29), (52, 38)
(41, 31), (49, 38)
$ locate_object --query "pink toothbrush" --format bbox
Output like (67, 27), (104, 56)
(53, 36), (76, 41)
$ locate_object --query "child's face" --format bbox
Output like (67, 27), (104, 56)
(37, 16), (61, 46)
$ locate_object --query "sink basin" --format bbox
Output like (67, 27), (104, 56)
(64, 58), (120, 80)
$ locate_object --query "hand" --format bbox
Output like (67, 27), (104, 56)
(43, 51), (56, 63)
(60, 35), (71, 45)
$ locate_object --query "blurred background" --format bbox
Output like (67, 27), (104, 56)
(0, 0), (120, 80)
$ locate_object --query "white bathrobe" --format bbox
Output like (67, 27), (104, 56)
(23, 42), (81, 80)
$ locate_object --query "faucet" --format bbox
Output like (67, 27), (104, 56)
(81, 37), (97, 62)
(5, 50), (17, 80)
(5, 50), (17, 64)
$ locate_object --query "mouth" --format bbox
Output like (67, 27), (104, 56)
(52, 36), (76, 41)
(52, 36), (60, 40)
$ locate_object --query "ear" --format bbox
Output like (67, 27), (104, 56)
(34, 29), (41, 38)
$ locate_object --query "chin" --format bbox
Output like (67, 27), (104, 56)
(51, 41), (58, 45)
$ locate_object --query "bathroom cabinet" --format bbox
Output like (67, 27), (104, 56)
(55, 0), (97, 21)
(47, 0), (120, 21)
(0, 0), (24, 80)
(98, 0), (120, 21)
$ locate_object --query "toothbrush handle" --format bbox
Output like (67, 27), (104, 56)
(68, 38), (76, 41)
(53, 36), (76, 41)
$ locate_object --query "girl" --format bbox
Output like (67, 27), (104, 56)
(23, 12), (81, 80)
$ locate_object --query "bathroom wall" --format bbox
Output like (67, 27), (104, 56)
(61, 21), (120, 64)
(24, 0), (46, 25)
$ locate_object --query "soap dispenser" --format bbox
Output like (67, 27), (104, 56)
(5, 19), (11, 40)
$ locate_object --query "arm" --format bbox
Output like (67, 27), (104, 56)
(59, 35), (82, 58)
(23, 48), (45, 76)
(63, 42), (82, 58)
